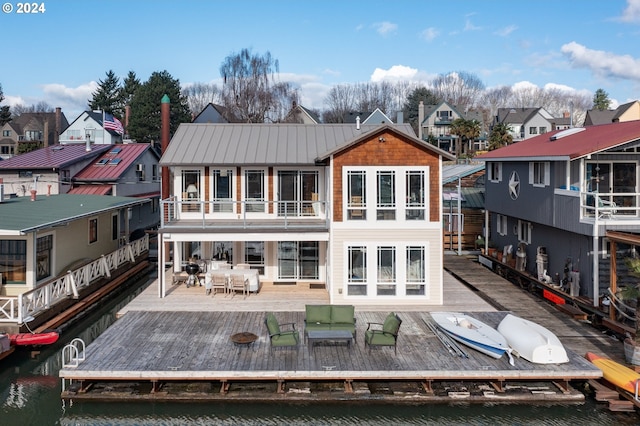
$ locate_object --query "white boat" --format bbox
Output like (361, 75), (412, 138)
(497, 313), (569, 364)
(430, 312), (514, 365)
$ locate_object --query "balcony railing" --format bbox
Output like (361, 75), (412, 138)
(579, 191), (640, 220)
(0, 234), (148, 325)
(161, 197), (330, 230)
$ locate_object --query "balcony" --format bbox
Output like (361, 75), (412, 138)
(554, 188), (640, 229)
(160, 198), (330, 231)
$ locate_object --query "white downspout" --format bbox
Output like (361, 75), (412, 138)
(593, 216), (599, 307)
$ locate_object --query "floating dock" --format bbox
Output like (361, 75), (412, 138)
(59, 310), (599, 403)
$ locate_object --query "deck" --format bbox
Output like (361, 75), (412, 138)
(58, 257), (619, 403)
(60, 310), (598, 402)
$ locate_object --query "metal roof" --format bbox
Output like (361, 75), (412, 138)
(159, 123), (427, 166)
(0, 144), (111, 169)
(442, 163), (485, 184)
(0, 194), (150, 235)
(67, 185), (112, 195)
(477, 120), (640, 161)
(73, 144), (152, 181)
(443, 187), (485, 209)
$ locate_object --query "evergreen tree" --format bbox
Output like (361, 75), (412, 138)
(89, 70), (122, 115)
(0, 106), (10, 125)
(120, 71), (141, 107)
(451, 118), (481, 158)
(128, 70), (191, 143)
(593, 88), (611, 111)
(0, 83), (9, 125)
(402, 87), (440, 135)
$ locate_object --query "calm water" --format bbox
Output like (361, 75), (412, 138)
(0, 273), (638, 425)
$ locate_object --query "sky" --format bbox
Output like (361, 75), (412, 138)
(2, 0), (640, 122)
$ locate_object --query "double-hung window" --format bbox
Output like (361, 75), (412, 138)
(245, 170), (265, 213)
(347, 171), (366, 220)
(530, 161), (550, 187)
(406, 171), (425, 220)
(376, 171), (396, 220)
(212, 169), (233, 212)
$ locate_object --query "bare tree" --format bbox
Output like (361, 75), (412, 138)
(431, 71), (485, 113)
(322, 84), (357, 123)
(183, 82), (221, 116)
(11, 101), (53, 116)
(219, 48), (298, 123)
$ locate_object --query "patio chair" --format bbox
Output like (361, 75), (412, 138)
(265, 312), (299, 350)
(364, 312), (402, 354)
(211, 273), (227, 296)
(230, 274), (248, 298)
(596, 195), (617, 219)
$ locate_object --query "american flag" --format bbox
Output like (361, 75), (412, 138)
(103, 112), (124, 135)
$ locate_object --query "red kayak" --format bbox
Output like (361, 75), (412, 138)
(9, 331), (59, 347)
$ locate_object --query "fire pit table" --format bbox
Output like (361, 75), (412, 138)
(230, 332), (258, 347)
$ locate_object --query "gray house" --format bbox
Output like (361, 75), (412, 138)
(477, 120), (640, 307)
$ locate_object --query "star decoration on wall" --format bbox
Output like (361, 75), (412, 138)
(509, 171), (520, 200)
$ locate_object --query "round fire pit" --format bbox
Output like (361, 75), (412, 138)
(230, 332), (258, 346)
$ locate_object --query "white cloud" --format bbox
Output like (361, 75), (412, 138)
(464, 18), (481, 31)
(420, 27), (439, 42)
(619, 0), (640, 23)
(4, 95), (26, 107)
(373, 21), (397, 36)
(561, 41), (640, 80)
(495, 25), (517, 37)
(370, 65), (418, 82)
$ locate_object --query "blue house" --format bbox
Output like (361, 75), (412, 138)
(477, 120), (640, 308)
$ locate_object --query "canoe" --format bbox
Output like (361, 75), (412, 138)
(9, 331), (59, 347)
(585, 352), (640, 394)
(430, 312), (514, 365)
(497, 314), (568, 364)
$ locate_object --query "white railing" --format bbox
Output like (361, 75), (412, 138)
(161, 198), (330, 229)
(0, 234), (148, 325)
(581, 191), (640, 219)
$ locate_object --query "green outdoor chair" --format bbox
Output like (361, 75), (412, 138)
(265, 312), (299, 350)
(364, 312), (402, 354)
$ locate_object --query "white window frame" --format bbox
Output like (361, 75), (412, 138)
(488, 162), (502, 183)
(243, 168), (267, 214)
(497, 214), (508, 236)
(344, 242), (428, 298)
(344, 166), (429, 222)
(529, 161), (550, 187)
(517, 220), (532, 244)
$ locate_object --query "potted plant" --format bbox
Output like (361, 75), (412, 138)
(621, 257), (640, 365)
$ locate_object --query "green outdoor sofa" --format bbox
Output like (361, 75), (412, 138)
(304, 304), (356, 338)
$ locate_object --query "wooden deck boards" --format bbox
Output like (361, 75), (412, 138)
(60, 255), (631, 403)
(61, 310), (600, 383)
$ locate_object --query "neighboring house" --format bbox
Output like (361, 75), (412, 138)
(192, 103), (239, 123)
(551, 112), (573, 131)
(0, 193), (150, 295)
(0, 144), (111, 197)
(442, 163), (486, 251)
(495, 107), (554, 142)
(477, 120), (640, 306)
(157, 123), (455, 306)
(0, 108), (69, 159)
(583, 101), (640, 126)
(283, 102), (320, 124)
(59, 111), (123, 145)
(419, 101), (488, 154)
(343, 108), (394, 125)
(69, 143), (162, 235)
